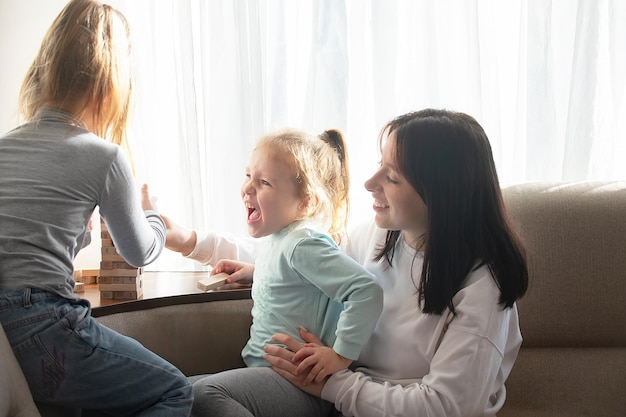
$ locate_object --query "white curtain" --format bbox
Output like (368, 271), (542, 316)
(106, 0), (626, 271)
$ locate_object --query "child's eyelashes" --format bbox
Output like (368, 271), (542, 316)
(244, 173), (272, 187)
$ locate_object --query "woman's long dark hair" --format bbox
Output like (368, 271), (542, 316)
(375, 109), (528, 315)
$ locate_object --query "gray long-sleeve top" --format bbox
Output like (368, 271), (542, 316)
(0, 107), (165, 299)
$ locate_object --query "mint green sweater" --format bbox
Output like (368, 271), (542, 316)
(242, 221), (383, 367)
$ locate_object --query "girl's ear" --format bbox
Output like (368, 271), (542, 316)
(298, 193), (319, 215)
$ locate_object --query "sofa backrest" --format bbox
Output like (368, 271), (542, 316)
(499, 181), (626, 417)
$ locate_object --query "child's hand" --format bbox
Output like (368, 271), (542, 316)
(140, 184), (197, 255)
(160, 214), (197, 256)
(292, 344), (352, 385)
(211, 259), (254, 289)
(141, 183), (159, 211)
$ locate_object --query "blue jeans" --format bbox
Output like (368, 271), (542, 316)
(0, 288), (192, 416)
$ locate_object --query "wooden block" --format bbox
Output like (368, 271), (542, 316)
(98, 281), (142, 292)
(81, 269), (99, 278)
(73, 282), (85, 293)
(101, 230), (112, 240)
(76, 269), (98, 283)
(98, 276), (142, 292)
(98, 268), (143, 277)
(99, 261), (114, 270)
(197, 273), (229, 292)
(81, 275), (97, 284)
(73, 269), (82, 282)
(101, 253), (126, 262)
(97, 276), (140, 285)
(101, 247), (119, 256)
(100, 246), (127, 262)
(100, 261), (136, 270)
(100, 288), (143, 300)
(101, 238), (114, 247)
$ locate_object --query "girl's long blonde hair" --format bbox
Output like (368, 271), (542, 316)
(256, 128), (350, 244)
(19, 0), (133, 151)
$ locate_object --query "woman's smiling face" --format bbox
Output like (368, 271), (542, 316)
(241, 147), (306, 238)
(364, 132), (428, 248)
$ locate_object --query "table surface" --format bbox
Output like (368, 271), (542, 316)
(81, 271), (212, 308)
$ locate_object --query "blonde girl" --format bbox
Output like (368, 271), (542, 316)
(0, 1), (191, 414)
(155, 128), (383, 417)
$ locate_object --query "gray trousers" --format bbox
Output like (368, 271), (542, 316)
(189, 367), (338, 417)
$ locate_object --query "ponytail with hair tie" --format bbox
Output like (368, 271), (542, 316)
(319, 129), (347, 164)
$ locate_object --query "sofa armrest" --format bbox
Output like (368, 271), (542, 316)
(93, 290), (253, 376)
(0, 322), (42, 417)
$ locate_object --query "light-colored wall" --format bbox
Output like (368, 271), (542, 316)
(0, 0), (68, 132)
(0, 0), (101, 269)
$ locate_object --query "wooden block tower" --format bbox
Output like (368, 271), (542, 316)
(99, 219), (144, 301)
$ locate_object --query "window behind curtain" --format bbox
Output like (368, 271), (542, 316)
(104, 0), (626, 271)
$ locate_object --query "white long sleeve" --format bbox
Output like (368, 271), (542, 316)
(186, 230), (261, 266)
(321, 220), (522, 417)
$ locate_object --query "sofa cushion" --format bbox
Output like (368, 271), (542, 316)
(499, 347), (626, 417)
(0, 324), (42, 417)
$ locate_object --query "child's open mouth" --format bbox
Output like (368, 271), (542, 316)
(246, 203), (261, 221)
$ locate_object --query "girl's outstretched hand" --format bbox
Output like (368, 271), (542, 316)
(210, 259), (254, 290)
(141, 183), (159, 211)
(160, 214), (197, 256)
(140, 184), (197, 256)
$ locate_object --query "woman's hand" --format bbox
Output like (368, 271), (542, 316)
(293, 345), (352, 384)
(210, 259), (254, 290)
(263, 328), (328, 397)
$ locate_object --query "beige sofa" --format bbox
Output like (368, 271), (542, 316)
(2, 181), (625, 416)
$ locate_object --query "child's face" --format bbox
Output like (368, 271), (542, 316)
(364, 133), (428, 249)
(241, 147), (306, 238)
